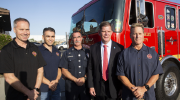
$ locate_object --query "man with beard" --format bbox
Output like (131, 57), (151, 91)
(59, 31), (91, 100)
(38, 27), (62, 100)
(0, 18), (46, 100)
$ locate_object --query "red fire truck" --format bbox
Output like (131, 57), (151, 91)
(69, 0), (180, 99)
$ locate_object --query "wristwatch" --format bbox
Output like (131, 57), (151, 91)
(84, 76), (87, 81)
(144, 84), (150, 90)
(34, 88), (40, 92)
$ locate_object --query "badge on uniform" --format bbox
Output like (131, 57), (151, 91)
(147, 54), (152, 59)
(32, 51), (37, 57)
(56, 52), (59, 56)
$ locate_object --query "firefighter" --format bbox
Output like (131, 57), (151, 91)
(59, 31), (91, 100)
(116, 23), (163, 100)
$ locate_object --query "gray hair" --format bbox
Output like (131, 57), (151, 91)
(13, 18), (30, 28)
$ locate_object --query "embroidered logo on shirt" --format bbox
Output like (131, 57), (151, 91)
(147, 54), (152, 59)
(32, 51), (37, 57)
(56, 52), (59, 56)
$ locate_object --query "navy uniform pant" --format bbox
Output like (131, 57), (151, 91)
(65, 80), (90, 100)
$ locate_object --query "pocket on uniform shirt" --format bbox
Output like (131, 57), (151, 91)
(67, 57), (76, 69)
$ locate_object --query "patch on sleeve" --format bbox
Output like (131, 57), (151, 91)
(86, 53), (89, 58)
(56, 52), (59, 56)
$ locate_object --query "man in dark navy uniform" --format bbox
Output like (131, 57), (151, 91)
(116, 23), (163, 100)
(38, 27), (62, 100)
(59, 31), (90, 100)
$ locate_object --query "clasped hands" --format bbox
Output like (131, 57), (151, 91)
(131, 86), (147, 99)
(74, 77), (85, 86)
(48, 80), (58, 91)
(26, 89), (39, 100)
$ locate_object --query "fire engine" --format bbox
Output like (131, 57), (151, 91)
(69, 0), (180, 99)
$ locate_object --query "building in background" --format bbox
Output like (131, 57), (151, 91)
(0, 7), (11, 35)
(29, 35), (67, 45)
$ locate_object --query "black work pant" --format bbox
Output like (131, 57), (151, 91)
(94, 79), (116, 100)
(65, 82), (91, 100)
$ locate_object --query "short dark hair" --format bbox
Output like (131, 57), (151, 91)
(43, 27), (55, 35)
(130, 23), (144, 33)
(99, 21), (112, 30)
(71, 31), (82, 38)
(14, 18), (30, 28)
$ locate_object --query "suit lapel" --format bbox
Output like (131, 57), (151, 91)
(109, 41), (116, 69)
(96, 42), (102, 72)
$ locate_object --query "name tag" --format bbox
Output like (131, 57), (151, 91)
(68, 56), (73, 58)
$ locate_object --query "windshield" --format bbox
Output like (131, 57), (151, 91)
(69, 0), (125, 37)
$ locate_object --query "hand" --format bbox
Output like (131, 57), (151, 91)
(49, 80), (58, 91)
(77, 77), (85, 86)
(74, 77), (85, 86)
(90, 87), (96, 97)
(27, 89), (39, 100)
(132, 86), (146, 99)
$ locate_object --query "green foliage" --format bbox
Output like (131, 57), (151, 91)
(0, 34), (12, 50)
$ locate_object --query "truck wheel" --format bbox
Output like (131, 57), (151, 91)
(60, 46), (63, 50)
(155, 61), (180, 100)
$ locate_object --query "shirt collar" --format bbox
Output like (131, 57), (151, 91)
(130, 43), (147, 52)
(101, 40), (112, 47)
(72, 46), (85, 51)
(39, 44), (56, 52)
(11, 38), (33, 49)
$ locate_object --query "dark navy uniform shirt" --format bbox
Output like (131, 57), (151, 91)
(38, 44), (61, 92)
(59, 46), (89, 92)
(116, 44), (163, 100)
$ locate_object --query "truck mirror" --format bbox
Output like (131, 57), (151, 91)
(136, 0), (146, 17)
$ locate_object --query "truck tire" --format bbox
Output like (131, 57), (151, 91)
(155, 61), (180, 100)
(60, 46), (63, 50)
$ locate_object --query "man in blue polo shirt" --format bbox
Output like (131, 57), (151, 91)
(116, 23), (163, 100)
(38, 27), (61, 100)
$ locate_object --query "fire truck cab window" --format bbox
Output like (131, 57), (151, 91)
(69, 0), (125, 35)
(165, 6), (176, 29)
(84, 0), (125, 34)
(129, 1), (154, 28)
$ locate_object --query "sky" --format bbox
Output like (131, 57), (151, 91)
(0, 0), (91, 38)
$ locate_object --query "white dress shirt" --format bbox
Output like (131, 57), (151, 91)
(101, 40), (112, 76)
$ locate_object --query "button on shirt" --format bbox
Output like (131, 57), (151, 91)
(38, 44), (61, 92)
(101, 40), (112, 75)
(116, 44), (163, 100)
